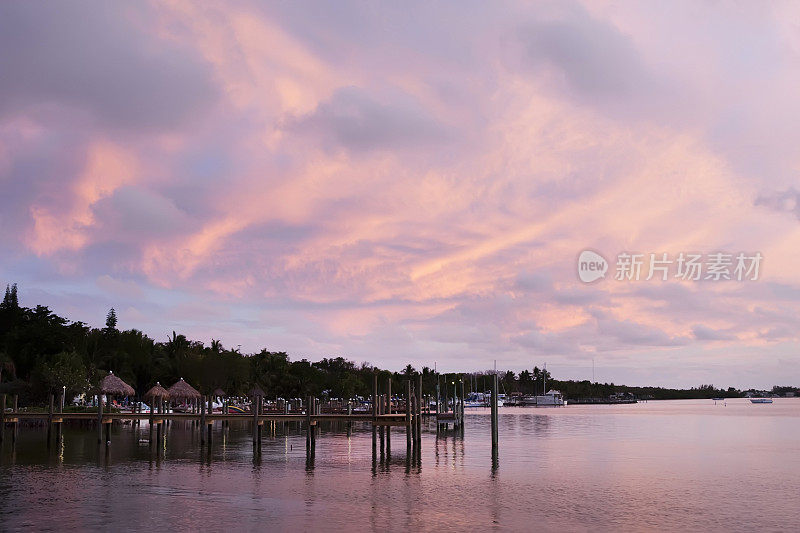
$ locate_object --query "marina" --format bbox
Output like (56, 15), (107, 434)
(2, 399), (798, 531)
(0, 371), (499, 461)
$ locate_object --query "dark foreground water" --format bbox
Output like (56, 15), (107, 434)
(1, 399), (799, 532)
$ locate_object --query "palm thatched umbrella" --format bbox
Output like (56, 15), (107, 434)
(212, 388), (227, 397)
(248, 385), (265, 397)
(144, 382), (170, 400)
(167, 378), (201, 401)
(99, 371), (135, 397)
(97, 371), (135, 412)
(143, 381), (169, 416)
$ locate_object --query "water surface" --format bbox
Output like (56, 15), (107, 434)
(1, 399), (798, 531)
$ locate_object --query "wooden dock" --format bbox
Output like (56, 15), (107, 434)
(0, 381), (436, 461)
(1, 411), (411, 425)
(0, 371), (489, 464)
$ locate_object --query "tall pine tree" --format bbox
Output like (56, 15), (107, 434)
(105, 307), (118, 332)
(1, 283), (18, 309)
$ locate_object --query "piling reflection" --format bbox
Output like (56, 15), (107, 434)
(3, 416), (449, 476)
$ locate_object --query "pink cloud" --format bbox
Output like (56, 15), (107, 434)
(2, 1), (800, 388)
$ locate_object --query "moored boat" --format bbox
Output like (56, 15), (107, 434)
(535, 390), (566, 407)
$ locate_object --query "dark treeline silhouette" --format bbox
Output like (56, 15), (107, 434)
(2, 286), (795, 405)
(0, 286), (445, 405)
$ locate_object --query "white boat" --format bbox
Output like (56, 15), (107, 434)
(516, 390), (566, 406)
(535, 390), (566, 407)
(464, 392), (489, 407)
(749, 398), (773, 404)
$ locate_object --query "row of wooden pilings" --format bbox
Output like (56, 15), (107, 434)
(0, 394), (21, 446)
(0, 392), (76, 449)
(2, 374), (499, 465)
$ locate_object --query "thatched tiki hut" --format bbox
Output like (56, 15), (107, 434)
(95, 371), (135, 444)
(167, 378), (201, 412)
(145, 382), (169, 414)
(99, 371), (135, 408)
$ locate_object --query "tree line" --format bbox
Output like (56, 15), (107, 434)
(2, 285), (794, 405)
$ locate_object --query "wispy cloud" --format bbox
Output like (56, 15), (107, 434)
(1, 0), (800, 388)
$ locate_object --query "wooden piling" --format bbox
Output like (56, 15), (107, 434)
(436, 374), (442, 418)
(12, 395), (17, 443)
(372, 386), (386, 461)
(57, 390), (64, 442)
(105, 392), (112, 445)
(406, 380), (412, 450)
(97, 394), (103, 443)
(253, 394), (260, 445)
(416, 374), (423, 443)
(379, 423), (385, 459)
(0, 393), (5, 444)
(207, 395), (213, 446)
(491, 372), (499, 461)
(386, 377), (392, 414)
(460, 378), (465, 428)
(372, 373), (378, 419)
(385, 378), (392, 456)
(306, 395), (313, 451)
(47, 393), (54, 446)
(200, 395), (206, 444)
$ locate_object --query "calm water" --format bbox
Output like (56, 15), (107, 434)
(1, 399), (798, 532)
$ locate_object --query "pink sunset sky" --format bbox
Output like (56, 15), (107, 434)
(2, 1), (800, 388)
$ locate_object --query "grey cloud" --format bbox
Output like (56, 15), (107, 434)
(523, 9), (651, 99)
(512, 329), (582, 354)
(514, 272), (552, 292)
(89, 186), (196, 244)
(758, 325), (796, 341)
(0, 2), (217, 131)
(514, 271), (603, 305)
(593, 310), (690, 347)
(283, 86), (450, 153)
(755, 188), (800, 220)
(517, 3), (668, 118)
(691, 324), (734, 341)
(258, 1), (497, 69)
